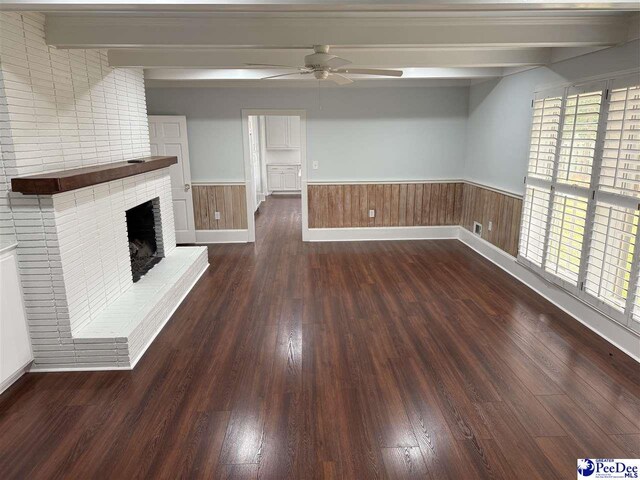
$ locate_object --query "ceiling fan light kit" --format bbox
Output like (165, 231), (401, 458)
(250, 45), (403, 85)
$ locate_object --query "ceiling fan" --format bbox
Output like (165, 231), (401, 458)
(247, 45), (403, 85)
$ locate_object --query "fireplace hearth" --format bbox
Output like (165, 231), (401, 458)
(126, 198), (164, 282)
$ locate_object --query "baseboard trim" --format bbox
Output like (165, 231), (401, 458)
(195, 229), (249, 243)
(457, 227), (640, 362)
(28, 364), (132, 373)
(305, 226), (459, 242)
(0, 360), (33, 395)
(271, 191), (301, 196)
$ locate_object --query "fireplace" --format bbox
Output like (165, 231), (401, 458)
(126, 198), (164, 282)
(9, 158), (208, 370)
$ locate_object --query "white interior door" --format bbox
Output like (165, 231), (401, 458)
(148, 115), (196, 244)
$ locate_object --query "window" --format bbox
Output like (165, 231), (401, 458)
(519, 74), (640, 332)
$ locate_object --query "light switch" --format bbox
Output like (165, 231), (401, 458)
(214, 211), (221, 220)
(369, 209), (375, 218)
(312, 161), (319, 170)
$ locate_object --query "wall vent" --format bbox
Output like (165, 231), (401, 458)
(473, 221), (483, 237)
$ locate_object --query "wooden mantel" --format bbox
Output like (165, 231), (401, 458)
(11, 156), (177, 195)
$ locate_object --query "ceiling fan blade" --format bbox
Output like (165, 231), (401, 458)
(334, 68), (403, 77)
(327, 73), (354, 86)
(261, 72), (310, 80)
(325, 56), (351, 69)
(245, 63), (309, 71)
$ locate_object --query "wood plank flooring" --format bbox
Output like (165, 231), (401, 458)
(1, 196), (638, 479)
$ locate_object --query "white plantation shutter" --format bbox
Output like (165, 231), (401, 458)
(557, 91), (602, 187)
(528, 97), (562, 181)
(519, 186), (551, 267)
(593, 78), (640, 331)
(585, 202), (638, 312)
(542, 86), (603, 287)
(519, 92), (562, 270)
(519, 74), (640, 332)
(545, 192), (588, 285)
(599, 85), (640, 197)
(587, 78), (640, 331)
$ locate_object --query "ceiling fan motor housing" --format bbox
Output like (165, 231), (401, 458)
(304, 52), (340, 68)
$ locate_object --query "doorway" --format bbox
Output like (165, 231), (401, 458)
(242, 110), (308, 242)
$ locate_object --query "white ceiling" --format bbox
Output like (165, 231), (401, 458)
(3, 1), (640, 12)
(2, 1), (639, 86)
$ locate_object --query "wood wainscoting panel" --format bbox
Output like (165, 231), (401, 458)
(308, 182), (463, 229)
(308, 181), (521, 257)
(461, 183), (522, 257)
(193, 185), (247, 230)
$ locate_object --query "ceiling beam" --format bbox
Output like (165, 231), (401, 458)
(548, 45), (608, 63)
(144, 66), (504, 80)
(4, 1), (640, 13)
(46, 14), (630, 48)
(108, 47), (551, 68)
(144, 79), (475, 89)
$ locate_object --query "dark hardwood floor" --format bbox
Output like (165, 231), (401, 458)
(1, 196), (639, 479)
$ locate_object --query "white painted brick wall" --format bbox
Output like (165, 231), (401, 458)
(0, 13), (150, 183)
(0, 11), (150, 241)
(0, 12), (192, 370)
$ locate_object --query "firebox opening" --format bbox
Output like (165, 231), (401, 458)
(126, 198), (163, 283)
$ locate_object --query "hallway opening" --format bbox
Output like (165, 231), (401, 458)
(243, 110), (305, 242)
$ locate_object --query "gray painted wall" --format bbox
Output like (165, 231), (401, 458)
(465, 40), (640, 195)
(146, 86), (469, 183)
(146, 40), (639, 191)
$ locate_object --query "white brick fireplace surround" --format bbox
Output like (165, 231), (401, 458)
(0, 12), (208, 371)
(12, 169), (208, 370)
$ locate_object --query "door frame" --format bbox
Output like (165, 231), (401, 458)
(148, 114), (196, 244)
(247, 115), (263, 212)
(241, 109), (308, 242)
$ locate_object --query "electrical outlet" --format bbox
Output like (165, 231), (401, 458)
(214, 211), (221, 220)
(369, 209), (375, 218)
(312, 161), (319, 170)
(488, 221), (493, 231)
